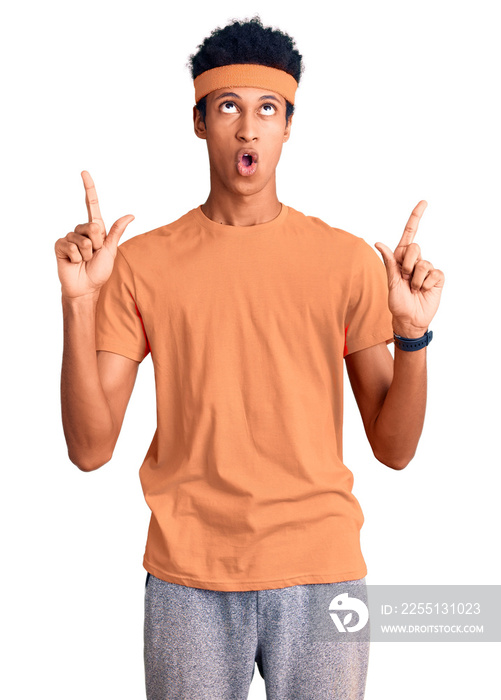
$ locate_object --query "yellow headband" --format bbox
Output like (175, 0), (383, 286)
(194, 64), (298, 105)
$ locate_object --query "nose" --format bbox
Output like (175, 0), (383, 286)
(236, 111), (258, 142)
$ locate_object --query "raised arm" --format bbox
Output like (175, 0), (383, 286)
(55, 171), (138, 471)
(345, 201), (445, 470)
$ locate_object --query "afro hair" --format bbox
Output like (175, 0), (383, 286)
(188, 15), (303, 124)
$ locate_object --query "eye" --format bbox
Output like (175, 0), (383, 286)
(260, 103), (277, 115)
(220, 101), (238, 113)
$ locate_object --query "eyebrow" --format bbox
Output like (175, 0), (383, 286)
(216, 92), (281, 103)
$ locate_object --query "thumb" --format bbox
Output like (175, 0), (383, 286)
(375, 241), (400, 287)
(105, 215), (135, 251)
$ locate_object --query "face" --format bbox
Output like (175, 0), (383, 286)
(193, 86), (292, 198)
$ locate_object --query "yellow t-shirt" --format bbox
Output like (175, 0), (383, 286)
(95, 204), (393, 591)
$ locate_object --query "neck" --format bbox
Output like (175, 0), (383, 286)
(201, 180), (282, 227)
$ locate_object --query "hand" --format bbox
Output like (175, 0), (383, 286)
(55, 171), (135, 299)
(375, 200), (445, 338)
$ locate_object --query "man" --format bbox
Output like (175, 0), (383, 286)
(55, 16), (444, 700)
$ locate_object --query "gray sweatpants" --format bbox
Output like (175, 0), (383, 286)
(144, 573), (370, 699)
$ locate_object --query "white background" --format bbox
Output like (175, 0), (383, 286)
(1, 0), (499, 697)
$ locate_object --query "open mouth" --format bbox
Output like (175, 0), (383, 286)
(236, 150), (258, 176)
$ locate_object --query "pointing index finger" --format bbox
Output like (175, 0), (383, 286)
(396, 200), (428, 249)
(81, 170), (104, 227)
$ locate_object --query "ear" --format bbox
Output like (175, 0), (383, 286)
(283, 114), (293, 143)
(193, 106), (207, 140)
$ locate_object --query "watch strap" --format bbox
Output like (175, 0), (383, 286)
(393, 329), (433, 351)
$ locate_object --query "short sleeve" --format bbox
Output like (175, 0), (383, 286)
(95, 247), (150, 362)
(344, 238), (394, 357)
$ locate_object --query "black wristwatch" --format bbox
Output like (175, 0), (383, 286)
(393, 330), (433, 351)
